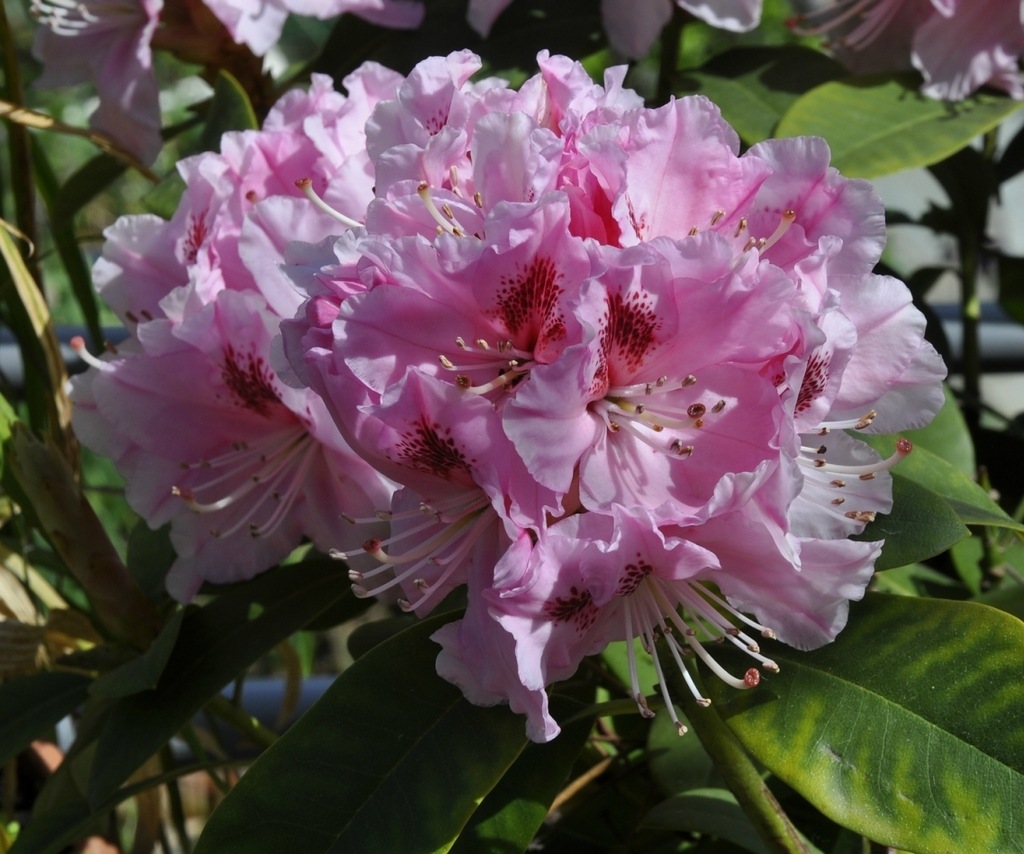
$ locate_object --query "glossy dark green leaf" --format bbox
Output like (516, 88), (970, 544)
(997, 251), (1024, 327)
(194, 614), (530, 853)
(125, 520), (175, 604)
(860, 474), (968, 570)
(89, 608), (184, 699)
(641, 788), (769, 854)
(675, 47), (843, 144)
(646, 707), (716, 796)
(198, 70), (259, 152)
(976, 584), (1024, 623)
(708, 593), (1024, 854)
(0, 671), (91, 766)
(87, 558), (352, 803)
(777, 75), (1024, 178)
(451, 698), (593, 853)
(872, 562), (960, 598)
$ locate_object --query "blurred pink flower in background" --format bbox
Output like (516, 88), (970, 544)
(30, 0), (424, 164)
(468, 0), (761, 57)
(31, 0), (164, 163)
(791, 0), (1024, 100)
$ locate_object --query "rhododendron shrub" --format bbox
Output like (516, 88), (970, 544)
(14, 0), (1024, 847)
(282, 51), (946, 740)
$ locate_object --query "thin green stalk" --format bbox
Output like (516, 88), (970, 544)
(681, 672), (810, 854)
(205, 693), (279, 751)
(959, 227), (981, 430)
(0, 1), (39, 279)
(159, 746), (193, 854)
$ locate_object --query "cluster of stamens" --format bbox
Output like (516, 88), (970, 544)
(31, 0), (105, 35)
(335, 493), (493, 613)
(621, 576), (779, 735)
(797, 410), (912, 522)
(596, 373), (720, 460)
(172, 429), (318, 539)
(438, 336), (536, 396)
(786, 0), (898, 50)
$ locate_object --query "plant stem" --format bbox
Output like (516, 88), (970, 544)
(682, 680), (810, 854)
(206, 693), (279, 751)
(0, 1), (40, 281)
(959, 224), (981, 430)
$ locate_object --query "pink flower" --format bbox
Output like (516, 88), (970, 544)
(31, 0), (164, 163)
(791, 0), (1024, 100)
(467, 0), (762, 58)
(72, 288), (393, 602)
(203, 0), (424, 57)
(70, 67), (401, 601)
(278, 51), (946, 740)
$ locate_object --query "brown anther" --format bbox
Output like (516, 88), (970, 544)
(831, 497), (846, 505)
(734, 217), (748, 237)
(854, 410), (877, 430)
(687, 403), (706, 418)
(712, 399), (726, 413)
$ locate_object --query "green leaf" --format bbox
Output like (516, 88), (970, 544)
(675, 46), (843, 144)
(89, 608), (185, 699)
(451, 698), (593, 853)
(859, 474), (968, 570)
(0, 671), (92, 766)
(646, 707), (716, 795)
(898, 385), (974, 477)
(194, 614), (530, 853)
(641, 788), (770, 854)
(198, 71), (259, 152)
(708, 593), (1024, 854)
(776, 75), (1024, 178)
(975, 584), (1024, 623)
(125, 520), (175, 604)
(872, 562), (960, 598)
(87, 558), (353, 803)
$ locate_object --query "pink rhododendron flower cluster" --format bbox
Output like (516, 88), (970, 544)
(30, 0), (424, 163)
(467, 0), (762, 58)
(69, 68), (401, 601)
(791, 0), (1024, 101)
(278, 51), (946, 740)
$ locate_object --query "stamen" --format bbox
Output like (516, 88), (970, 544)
(295, 178), (363, 229)
(70, 336), (112, 371)
(800, 437), (912, 476)
(760, 209), (797, 252)
(417, 182), (467, 237)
